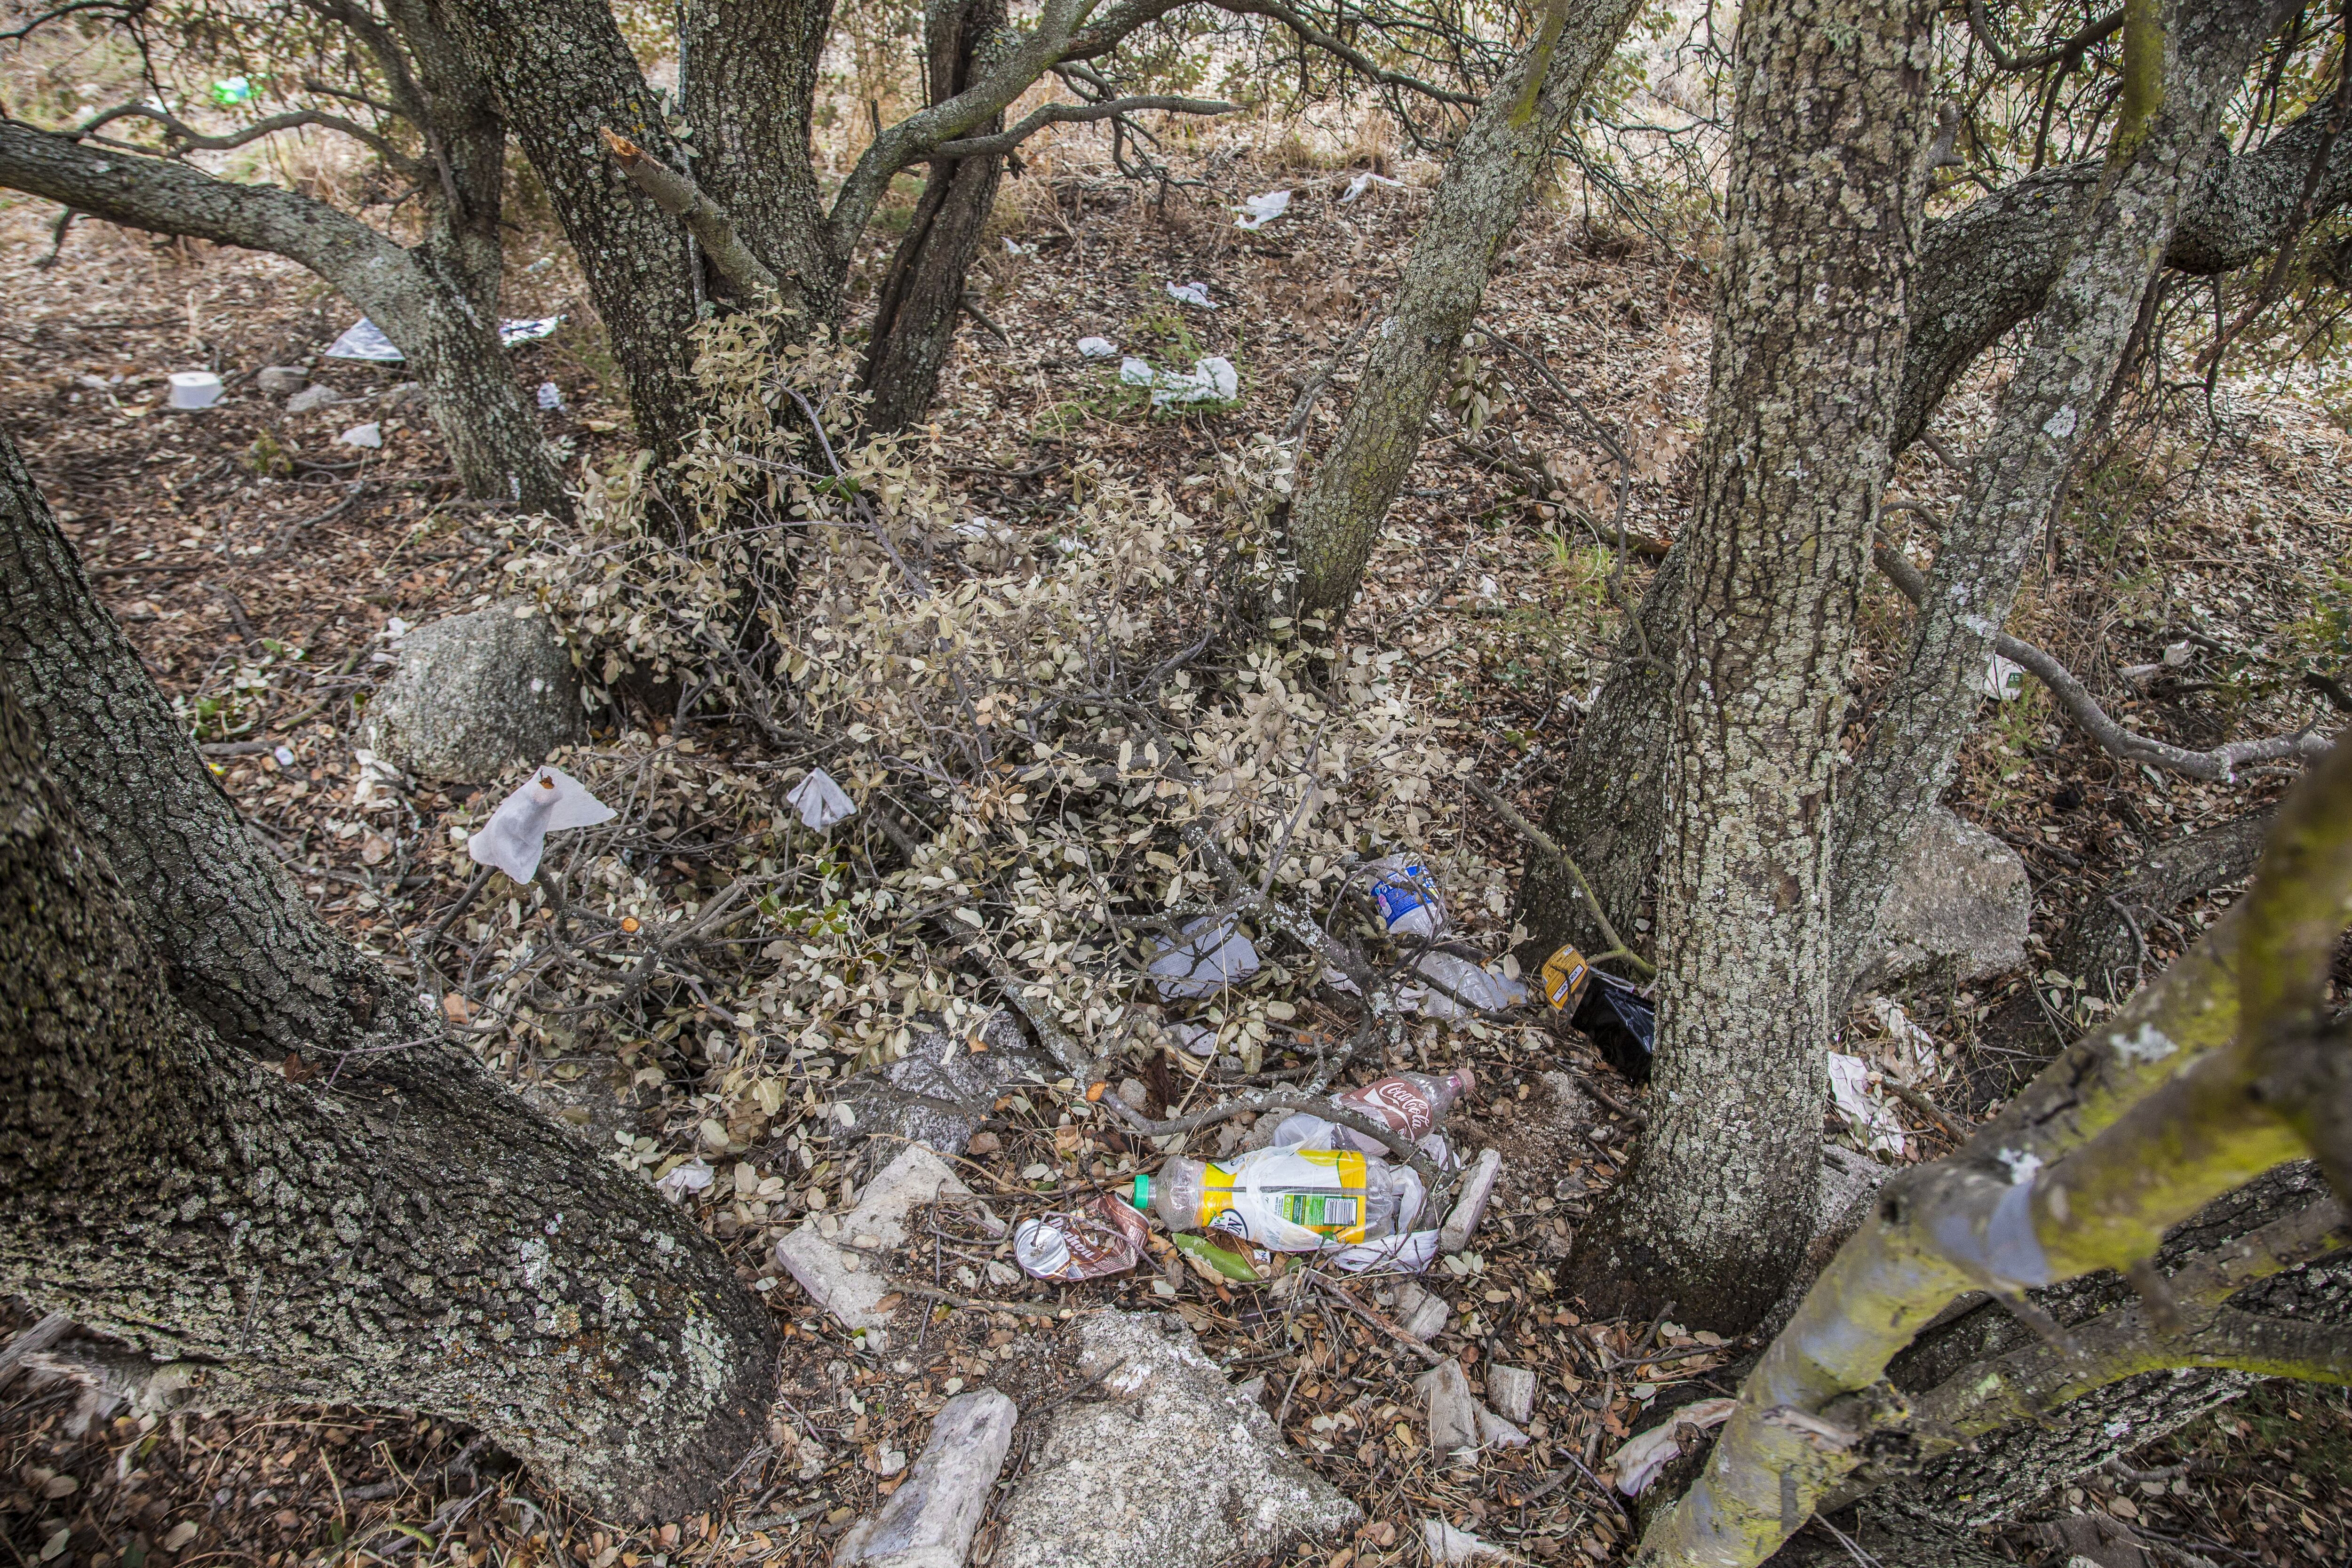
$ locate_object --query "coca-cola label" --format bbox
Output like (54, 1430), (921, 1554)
(1337, 1076), (1436, 1137)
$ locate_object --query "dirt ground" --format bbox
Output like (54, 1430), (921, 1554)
(3, 139), (2348, 1568)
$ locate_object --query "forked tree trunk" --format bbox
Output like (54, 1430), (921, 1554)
(0, 432), (777, 1516)
(1565, 0), (1936, 1331)
(1284, 0), (1647, 624)
(860, 0), (1010, 433)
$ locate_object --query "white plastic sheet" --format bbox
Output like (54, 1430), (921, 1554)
(787, 766), (856, 830)
(468, 765), (616, 883)
(1148, 915), (1260, 999)
(326, 315), (563, 362)
(1075, 336), (1119, 358)
(1234, 189), (1291, 229)
(1403, 951), (1527, 1020)
(536, 381), (564, 410)
(1165, 280), (1216, 310)
(1341, 170), (1404, 203)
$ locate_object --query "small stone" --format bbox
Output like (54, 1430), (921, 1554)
(1486, 1363), (1536, 1425)
(286, 383), (338, 413)
(834, 1390), (1017, 1568)
(1392, 1281), (1450, 1342)
(337, 421), (382, 448)
(255, 366), (308, 396)
(775, 1145), (967, 1330)
(1438, 1147), (1503, 1252)
(361, 601), (583, 783)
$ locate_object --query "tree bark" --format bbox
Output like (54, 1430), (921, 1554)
(437, 0), (707, 459)
(0, 118), (564, 512)
(1284, 0), (1648, 625)
(0, 424), (394, 1058)
(685, 0), (843, 322)
(859, 0), (1011, 433)
(0, 430), (777, 1520)
(1832, 0), (2284, 993)
(1565, 0), (1936, 1332)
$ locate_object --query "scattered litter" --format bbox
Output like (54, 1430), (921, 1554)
(535, 381), (564, 411)
(1977, 650), (2026, 700)
(1074, 335), (1118, 358)
(1171, 1229), (1288, 1284)
(1486, 1363), (1535, 1425)
(254, 366), (308, 396)
(1342, 170), (1405, 203)
(1165, 280), (1217, 310)
(1136, 1141), (1423, 1253)
(656, 1156), (714, 1200)
(834, 1389), (1017, 1568)
(1269, 1068), (1473, 1154)
(1235, 189), (1291, 229)
(775, 1144), (968, 1337)
(1608, 1398), (1739, 1496)
(1391, 1281), (1451, 1340)
(1146, 915), (1260, 998)
(1405, 950), (1526, 1020)
(1418, 1358), (1479, 1455)
(1864, 993), (1940, 1076)
(167, 372), (222, 410)
(466, 764), (616, 883)
(1368, 855), (1446, 938)
(1828, 1051), (1907, 1156)
(1013, 1194), (1150, 1280)
(1437, 1147), (1503, 1252)
(326, 315), (562, 361)
(1119, 354), (1240, 408)
(286, 383), (339, 414)
(787, 766), (856, 829)
(210, 77), (254, 107)
(271, 745), (295, 767)
(1422, 1518), (1518, 1564)
(337, 422), (382, 449)
(1541, 945), (1656, 1078)
(350, 748), (403, 811)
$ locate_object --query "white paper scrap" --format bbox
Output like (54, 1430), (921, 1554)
(1235, 189), (1291, 229)
(1166, 280), (1216, 310)
(787, 767), (856, 830)
(468, 765), (616, 883)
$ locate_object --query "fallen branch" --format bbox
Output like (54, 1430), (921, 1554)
(1874, 544), (2335, 782)
(1462, 775), (1653, 978)
(598, 128), (783, 307)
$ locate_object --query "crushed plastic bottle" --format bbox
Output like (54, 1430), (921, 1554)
(1012, 1194), (1149, 1280)
(1367, 855), (1446, 939)
(1269, 1069), (1474, 1154)
(1407, 951), (1526, 1019)
(1136, 1144), (1422, 1251)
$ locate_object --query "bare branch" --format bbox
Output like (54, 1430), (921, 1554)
(1463, 775), (1653, 978)
(1965, 0), (2126, 73)
(931, 94), (1241, 158)
(70, 103), (418, 175)
(1206, 0), (1483, 104)
(597, 127), (783, 307)
(1874, 542), (2336, 782)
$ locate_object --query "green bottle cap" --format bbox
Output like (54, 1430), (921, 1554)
(1130, 1174), (1150, 1210)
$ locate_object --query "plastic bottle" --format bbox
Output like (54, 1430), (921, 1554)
(1367, 856), (1446, 939)
(1271, 1068), (1474, 1154)
(1410, 951), (1526, 1019)
(1135, 1145), (1419, 1250)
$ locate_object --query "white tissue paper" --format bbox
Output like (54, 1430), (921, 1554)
(787, 767), (856, 830)
(657, 1157), (715, 1200)
(1165, 280), (1216, 310)
(468, 765), (616, 883)
(1235, 189), (1291, 229)
(1341, 171), (1404, 203)
(1075, 336), (1119, 358)
(338, 422), (383, 449)
(1828, 1051), (1907, 1156)
(1117, 356), (1239, 407)
(325, 315), (561, 362)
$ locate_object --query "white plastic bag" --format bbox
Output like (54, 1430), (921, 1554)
(1151, 357), (1238, 408)
(787, 767), (856, 830)
(1075, 336), (1119, 358)
(1235, 189), (1291, 229)
(468, 765), (616, 883)
(657, 1157), (715, 1201)
(1165, 280), (1216, 310)
(1341, 171), (1404, 203)
(1828, 1051), (1907, 1155)
(1148, 915), (1260, 999)
(338, 422), (383, 449)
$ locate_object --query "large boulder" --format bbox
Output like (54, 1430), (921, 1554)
(1863, 806), (2030, 986)
(363, 602), (582, 783)
(993, 1311), (1360, 1568)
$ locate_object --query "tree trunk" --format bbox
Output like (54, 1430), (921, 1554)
(860, 0), (1011, 433)
(685, 0), (843, 322)
(437, 0), (707, 459)
(384, 0), (512, 321)
(0, 120), (564, 512)
(1517, 83), (2352, 965)
(1284, 0), (1647, 625)
(1565, 0), (1936, 1332)
(1832, 0), (2277, 991)
(0, 431), (777, 1520)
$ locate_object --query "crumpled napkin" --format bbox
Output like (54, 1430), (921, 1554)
(467, 764), (614, 883)
(787, 767), (856, 830)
